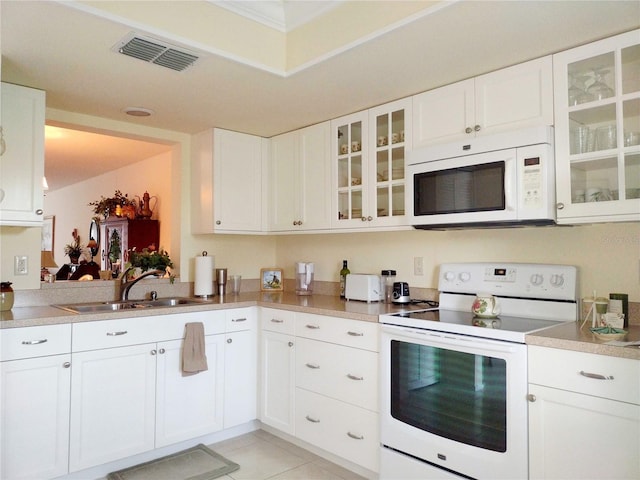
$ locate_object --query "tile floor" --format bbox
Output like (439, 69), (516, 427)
(208, 430), (367, 480)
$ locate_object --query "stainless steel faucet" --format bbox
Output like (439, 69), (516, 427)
(120, 267), (166, 301)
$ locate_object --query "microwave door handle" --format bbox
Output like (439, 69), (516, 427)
(504, 157), (517, 212)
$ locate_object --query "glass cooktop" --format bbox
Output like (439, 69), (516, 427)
(383, 309), (572, 343)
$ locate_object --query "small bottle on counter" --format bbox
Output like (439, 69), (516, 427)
(339, 260), (350, 298)
(609, 293), (629, 328)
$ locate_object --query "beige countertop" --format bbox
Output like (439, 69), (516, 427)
(2, 292), (638, 360)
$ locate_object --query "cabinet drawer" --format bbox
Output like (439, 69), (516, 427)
(261, 308), (295, 335)
(295, 313), (378, 351)
(161, 311), (226, 339)
(296, 337), (378, 411)
(1, 324), (71, 361)
(528, 345), (640, 404)
(296, 388), (379, 472)
(225, 307), (256, 332)
(72, 317), (164, 351)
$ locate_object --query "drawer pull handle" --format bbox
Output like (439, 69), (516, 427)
(347, 331), (364, 337)
(270, 318), (284, 323)
(347, 373), (364, 381)
(306, 363), (320, 369)
(106, 331), (128, 336)
(579, 370), (614, 380)
(305, 324), (320, 329)
(21, 339), (48, 345)
(232, 317), (247, 322)
(347, 432), (364, 440)
(305, 415), (320, 423)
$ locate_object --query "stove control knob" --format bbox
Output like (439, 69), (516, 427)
(550, 274), (564, 287)
(530, 273), (544, 286)
(444, 271), (455, 282)
(459, 272), (471, 282)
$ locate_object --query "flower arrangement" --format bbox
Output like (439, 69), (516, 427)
(64, 229), (83, 261)
(89, 189), (136, 218)
(126, 245), (173, 273)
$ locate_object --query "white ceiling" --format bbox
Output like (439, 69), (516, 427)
(2, 1), (639, 192)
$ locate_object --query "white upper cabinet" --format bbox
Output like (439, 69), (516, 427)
(269, 122), (332, 232)
(192, 128), (268, 234)
(413, 56), (553, 148)
(331, 98), (412, 230)
(553, 29), (640, 224)
(0, 82), (45, 226)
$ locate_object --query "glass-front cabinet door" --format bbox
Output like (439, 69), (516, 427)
(553, 29), (640, 223)
(331, 99), (411, 229)
(332, 112), (368, 228)
(370, 98), (411, 228)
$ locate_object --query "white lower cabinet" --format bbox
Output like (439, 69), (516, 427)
(155, 335), (225, 447)
(528, 345), (640, 480)
(260, 308), (296, 434)
(69, 343), (157, 471)
(260, 308), (379, 473)
(1, 354), (71, 480)
(295, 388), (379, 472)
(224, 308), (258, 429)
(0, 324), (72, 480)
(68, 309), (255, 473)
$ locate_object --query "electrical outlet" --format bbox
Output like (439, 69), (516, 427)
(414, 256), (424, 276)
(15, 255), (28, 275)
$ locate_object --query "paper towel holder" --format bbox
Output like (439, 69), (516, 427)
(194, 250), (215, 298)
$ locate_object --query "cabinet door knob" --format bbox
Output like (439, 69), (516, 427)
(35, 209), (44, 215)
(361, 217), (367, 222)
(557, 202), (565, 210)
(474, 124), (481, 132)
(288, 341), (294, 347)
(527, 394), (536, 402)
(150, 349), (157, 355)
(465, 127), (473, 134)
(63, 362), (71, 368)
(367, 216), (373, 221)
(227, 338), (232, 344)
(216, 220), (221, 225)
(158, 348), (165, 354)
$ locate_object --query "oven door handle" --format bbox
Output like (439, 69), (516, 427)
(381, 324), (522, 355)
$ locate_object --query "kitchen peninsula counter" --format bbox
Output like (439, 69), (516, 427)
(2, 292), (638, 360)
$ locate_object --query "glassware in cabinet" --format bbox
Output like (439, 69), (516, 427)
(555, 29), (640, 222)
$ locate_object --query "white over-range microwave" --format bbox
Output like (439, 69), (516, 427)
(409, 126), (556, 229)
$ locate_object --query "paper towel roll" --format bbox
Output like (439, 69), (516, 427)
(194, 254), (214, 297)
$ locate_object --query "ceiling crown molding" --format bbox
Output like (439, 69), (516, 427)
(210, 0), (342, 32)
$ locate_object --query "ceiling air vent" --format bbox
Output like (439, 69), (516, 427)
(114, 34), (199, 72)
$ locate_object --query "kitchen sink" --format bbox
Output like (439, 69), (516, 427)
(54, 297), (202, 314)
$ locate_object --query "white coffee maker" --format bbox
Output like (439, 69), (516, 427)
(295, 262), (314, 296)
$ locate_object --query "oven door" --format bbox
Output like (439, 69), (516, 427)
(380, 324), (528, 480)
(409, 149), (517, 226)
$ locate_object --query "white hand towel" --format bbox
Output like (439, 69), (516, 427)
(182, 322), (208, 376)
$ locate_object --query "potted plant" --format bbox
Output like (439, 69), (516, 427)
(89, 190), (136, 219)
(126, 245), (173, 275)
(64, 229), (83, 264)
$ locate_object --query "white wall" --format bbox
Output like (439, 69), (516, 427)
(274, 222), (640, 302)
(45, 151), (172, 267)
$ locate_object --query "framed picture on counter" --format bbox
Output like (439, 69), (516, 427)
(260, 268), (283, 291)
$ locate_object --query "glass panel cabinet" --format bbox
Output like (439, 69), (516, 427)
(331, 99), (411, 229)
(554, 29), (640, 223)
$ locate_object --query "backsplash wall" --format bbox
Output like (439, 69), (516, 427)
(274, 222), (640, 303)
